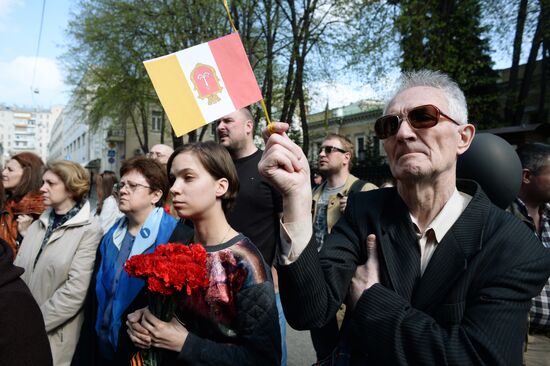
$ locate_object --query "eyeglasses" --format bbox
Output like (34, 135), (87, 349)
(374, 104), (460, 140)
(319, 146), (347, 155)
(146, 151), (167, 159)
(114, 181), (151, 193)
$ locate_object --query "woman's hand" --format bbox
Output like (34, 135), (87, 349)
(140, 307), (189, 353)
(16, 214), (33, 237)
(126, 307), (152, 349)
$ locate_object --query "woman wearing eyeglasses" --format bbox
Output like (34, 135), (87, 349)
(73, 156), (178, 366)
(14, 160), (103, 366)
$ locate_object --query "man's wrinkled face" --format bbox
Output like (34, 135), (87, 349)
(147, 145), (173, 165)
(383, 86), (472, 182)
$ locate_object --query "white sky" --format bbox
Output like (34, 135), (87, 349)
(0, 0), (71, 108)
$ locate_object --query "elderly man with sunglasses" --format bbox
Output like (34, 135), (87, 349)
(259, 70), (550, 365)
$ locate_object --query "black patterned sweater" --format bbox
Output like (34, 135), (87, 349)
(165, 229), (281, 366)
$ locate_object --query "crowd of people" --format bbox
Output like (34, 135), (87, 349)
(0, 69), (549, 366)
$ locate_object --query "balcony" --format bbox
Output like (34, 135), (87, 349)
(106, 128), (124, 142)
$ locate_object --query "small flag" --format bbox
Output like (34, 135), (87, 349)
(144, 33), (262, 137)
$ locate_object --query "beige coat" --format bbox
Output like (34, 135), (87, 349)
(312, 174), (377, 233)
(14, 201), (102, 366)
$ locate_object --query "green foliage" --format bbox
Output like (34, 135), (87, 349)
(63, 0), (539, 151)
(64, 0), (370, 152)
(397, 0), (500, 128)
(64, 0), (229, 149)
(362, 135), (384, 167)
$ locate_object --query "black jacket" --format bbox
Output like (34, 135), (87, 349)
(0, 238), (52, 366)
(278, 180), (550, 365)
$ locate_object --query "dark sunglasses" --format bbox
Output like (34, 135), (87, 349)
(319, 145), (347, 155)
(374, 104), (459, 140)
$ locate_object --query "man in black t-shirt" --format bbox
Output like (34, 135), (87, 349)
(217, 107), (286, 365)
(217, 108), (283, 265)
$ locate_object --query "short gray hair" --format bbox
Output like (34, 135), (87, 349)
(385, 70), (468, 125)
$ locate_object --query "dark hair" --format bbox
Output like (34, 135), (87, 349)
(166, 141), (239, 213)
(0, 179), (5, 211)
(120, 156), (169, 207)
(46, 160), (90, 202)
(95, 170), (118, 214)
(516, 143), (550, 174)
(8, 152), (45, 200)
(239, 107), (254, 124)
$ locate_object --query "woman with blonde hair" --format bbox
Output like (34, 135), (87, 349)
(0, 152), (46, 256)
(15, 160), (102, 366)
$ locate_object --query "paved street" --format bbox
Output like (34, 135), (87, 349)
(286, 323), (317, 366)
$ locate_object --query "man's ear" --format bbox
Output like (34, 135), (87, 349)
(343, 151), (352, 165)
(522, 168), (532, 184)
(457, 124), (475, 155)
(245, 119), (254, 135)
(215, 178), (229, 198)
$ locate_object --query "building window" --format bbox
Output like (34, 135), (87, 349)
(310, 141), (321, 163)
(152, 111), (162, 132)
(211, 122), (216, 136)
(355, 135), (365, 159)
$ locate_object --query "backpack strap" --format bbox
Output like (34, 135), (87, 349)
(348, 179), (367, 195)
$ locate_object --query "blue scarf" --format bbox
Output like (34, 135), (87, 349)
(95, 207), (177, 359)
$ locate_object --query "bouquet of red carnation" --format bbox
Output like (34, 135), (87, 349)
(125, 243), (209, 366)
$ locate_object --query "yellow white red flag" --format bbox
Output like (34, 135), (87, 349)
(144, 33), (262, 137)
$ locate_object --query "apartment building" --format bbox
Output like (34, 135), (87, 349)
(0, 104), (62, 166)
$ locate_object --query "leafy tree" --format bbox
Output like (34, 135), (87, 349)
(64, 0), (228, 151)
(483, 0), (548, 125)
(396, 0), (500, 128)
(511, 0), (549, 124)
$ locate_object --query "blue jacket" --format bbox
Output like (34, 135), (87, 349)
(94, 208), (177, 359)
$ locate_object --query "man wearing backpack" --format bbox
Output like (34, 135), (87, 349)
(311, 133), (377, 361)
(313, 133), (377, 251)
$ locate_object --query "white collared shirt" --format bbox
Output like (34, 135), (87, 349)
(410, 189), (472, 275)
(279, 188), (472, 270)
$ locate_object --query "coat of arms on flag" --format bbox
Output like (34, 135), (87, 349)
(190, 63), (223, 105)
(144, 33), (262, 137)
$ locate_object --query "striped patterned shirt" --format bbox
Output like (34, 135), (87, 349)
(510, 199), (550, 330)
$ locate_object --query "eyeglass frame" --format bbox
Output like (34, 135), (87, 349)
(318, 145), (348, 155)
(146, 151), (168, 159)
(114, 180), (152, 193)
(374, 104), (460, 140)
